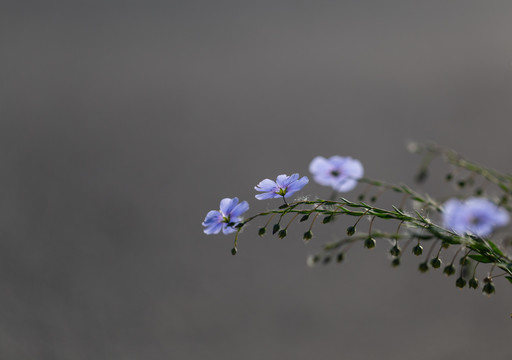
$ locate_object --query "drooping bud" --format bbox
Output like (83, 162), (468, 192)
(303, 230), (313, 242)
(258, 227), (266, 237)
(300, 214), (310, 222)
(278, 229), (287, 239)
(443, 264), (456, 276)
(455, 276), (467, 288)
(272, 223), (280, 234)
(468, 277), (479, 289)
(445, 173), (453, 181)
(336, 253), (344, 263)
(412, 244), (423, 256)
(231, 247), (237, 255)
(482, 278), (495, 295)
(418, 262), (429, 273)
(323, 256), (331, 265)
(322, 215), (333, 224)
(430, 257), (442, 269)
(390, 245), (401, 257)
(391, 258), (400, 267)
(415, 169), (428, 184)
(346, 226), (356, 236)
(364, 237), (376, 249)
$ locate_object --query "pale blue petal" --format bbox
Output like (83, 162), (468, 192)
(286, 176), (309, 196)
(202, 210), (222, 226)
(255, 192), (279, 200)
(276, 174), (291, 188)
(222, 224), (237, 234)
(220, 197), (238, 216)
(309, 156), (331, 174)
(255, 179), (278, 192)
(231, 201), (249, 217)
(333, 178), (358, 192)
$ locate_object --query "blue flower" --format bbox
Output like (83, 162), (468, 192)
(202, 197), (249, 235)
(442, 197), (509, 237)
(255, 173), (309, 200)
(309, 156), (363, 192)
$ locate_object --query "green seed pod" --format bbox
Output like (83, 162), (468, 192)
(231, 247), (237, 256)
(482, 281), (495, 295)
(418, 262), (429, 273)
(445, 173), (453, 181)
(391, 258), (400, 267)
(455, 276), (467, 288)
(278, 229), (287, 239)
(390, 245), (401, 257)
(443, 264), (456, 276)
(412, 244), (423, 256)
(364, 237), (376, 249)
(258, 227), (266, 237)
(430, 257), (442, 269)
(303, 230), (313, 242)
(300, 214), (310, 222)
(346, 226), (356, 236)
(468, 277), (479, 289)
(336, 253), (344, 263)
(272, 223), (280, 234)
(322, 215), (333, 224)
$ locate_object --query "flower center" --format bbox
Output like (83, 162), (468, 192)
(276, 187), (287, 196)
(222, 216), (230, 223)
(330, 170), (340, 177)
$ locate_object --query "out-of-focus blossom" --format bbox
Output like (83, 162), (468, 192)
(442, 197), (509, 237)
(255, 173), (309, 200)
(202, 197), (249, 235)
(309, 156), (363, 192)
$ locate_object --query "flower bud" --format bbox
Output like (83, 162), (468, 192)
(364, 237), (376, 249)
(468, 277), (479, 289)
(322, 215), (333, 224)
(370, 196), (377, 203)
(323, 256), (331, 265)
(390, 245), (401, 257)
(445, 173), (453, 181)
(455, 276), (466, 288)
(231, 247), (237, 255)
(412, 244), (423, 256)
(459, 257), (469, 266)
(300, 214), (310, 222)
(418, 262), (429, 272)
(272, 223), (280, 234)
(258, 227), (266, 237)
(430, 257), (442, 269)
(336, 253), (344, 263)
(346, 226), (356, 236)
(358, 194), (365, 201)
(278, 229), (287, 239)
(443, 264), (456, 276)
(391, 258), (400, 267)
(482, 278), (495, 295)
(415, 169), (428, 184)
(303, 230), (313, 242)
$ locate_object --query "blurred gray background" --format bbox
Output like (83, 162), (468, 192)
(1, 1), (512, 359)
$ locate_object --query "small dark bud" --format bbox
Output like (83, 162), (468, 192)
(300, 214), (310, 222)
(346, 226), (356, 236)
(391, 258), (400, 267)
(278, 229), (287, 239)
(323, 256), (331, 265)
(322, 215), (333, 224)
(258, 227), (266, 237)
(336, 253), (344, 263)
(430, 257), (442, 269)
(358, 194), (365, 201)
(231, 247), (237, 255)
(370, 196), (377, 203)
(445, 173), (453, 181)
(303, 230), (313, 242)
(469, 277), (479, 289)
(418, 262), (429, 272)
(443, 264), (456, 276)
(482, 280), (495, 295)
(457, 180), (466, 188)
(272, 224), (280, 234)
(364, 237), (376, 249)
(412, 244), (423, 256)
(390, 245), (401, 257)
(455, 276), (467, 288)
(415, 169), (428, 184)
(475, 188), (483, 196)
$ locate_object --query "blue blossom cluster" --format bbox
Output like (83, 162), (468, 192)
(442, 197), (509, 237)
(203, 156), (364, 234)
